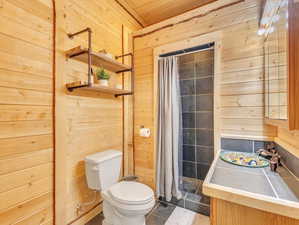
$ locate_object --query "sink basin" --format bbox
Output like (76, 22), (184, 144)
(220, 151), (269, 168)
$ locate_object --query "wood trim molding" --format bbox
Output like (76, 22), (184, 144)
(51, 0), (57, 224)
(288, 0), (299, 130)
(122, 25), (135, 176)
(55, 0), (68, 224)
(68, 203), (103, 225)
(221, 134), (275, 141)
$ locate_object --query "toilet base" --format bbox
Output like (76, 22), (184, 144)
(102, 199), (149, 225)
(102, 220), (146, 225)
(103, 218), (146, 225)
(102, 220), (112, 225)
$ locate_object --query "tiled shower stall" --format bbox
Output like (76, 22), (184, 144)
(163, 47), (214, 215)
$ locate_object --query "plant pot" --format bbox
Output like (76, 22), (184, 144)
(100, 79), (109, 86)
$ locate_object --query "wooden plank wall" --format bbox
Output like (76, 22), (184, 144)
(0, 0), (54, 224)
(132, 0), (277, 188)
(276, 128), (299, 158)
(0, 0), (139, 224)
(56, 0), (140, 224)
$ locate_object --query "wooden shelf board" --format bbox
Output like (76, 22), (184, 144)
(78, 85), (132, 95)
(66, 81), (132, 96)
(66, 46), (131, 73)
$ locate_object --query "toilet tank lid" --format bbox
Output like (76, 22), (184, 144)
(85, 150), (122, 164)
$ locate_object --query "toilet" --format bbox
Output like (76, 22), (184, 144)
(85, 150), (155, 225)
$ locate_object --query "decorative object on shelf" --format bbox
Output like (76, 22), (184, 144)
(65, 45), (131, 73)
(65, 28), (134, 97)
(220, 151), (269, 168)
(98, 49), (107, 54)
(115, 84), (122, 89)
(96, 68), (110, 86)
(98, 49), (114, 59)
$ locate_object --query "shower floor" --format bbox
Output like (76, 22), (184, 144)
(159, 177), (210, 216)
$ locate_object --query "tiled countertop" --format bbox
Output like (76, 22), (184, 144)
(203, 151), (299, 219)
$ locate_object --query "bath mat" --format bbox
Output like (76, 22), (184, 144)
(165, 207), (196, 225)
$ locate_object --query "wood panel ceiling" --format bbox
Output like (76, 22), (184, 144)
(116, 0), (218, 26)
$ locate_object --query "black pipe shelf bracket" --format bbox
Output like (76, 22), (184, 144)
(65, 28), (134, 98)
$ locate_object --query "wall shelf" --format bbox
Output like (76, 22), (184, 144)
(65, 28), (134, 97)
(66, 46), (132, 73)
(66, 81), (132, 97)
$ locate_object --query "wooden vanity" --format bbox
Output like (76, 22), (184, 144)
(203, 152), (299, 225)
(210, 198), (299, 225)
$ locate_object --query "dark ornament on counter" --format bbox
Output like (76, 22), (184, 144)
(270, 153), (281, 172)
(257, 143), (281, 172)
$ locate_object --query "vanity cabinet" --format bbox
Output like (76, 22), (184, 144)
(210, 198), (299, 225)
(263, 0), (299, 130)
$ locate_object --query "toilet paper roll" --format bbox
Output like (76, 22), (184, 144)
(140, 128), (150, 137)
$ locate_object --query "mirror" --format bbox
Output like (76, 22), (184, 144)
(264, 1), (288, 120)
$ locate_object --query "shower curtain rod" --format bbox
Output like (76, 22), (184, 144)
(159, 42), (215, 58)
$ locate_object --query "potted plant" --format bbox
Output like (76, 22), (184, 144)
(96, 68), (110, 86)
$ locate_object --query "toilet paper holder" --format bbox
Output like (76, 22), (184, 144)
(139, 126), (151, 137)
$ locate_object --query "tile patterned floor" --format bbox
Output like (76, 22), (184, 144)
(86, 202), (210, 225)
(161, 179), (210, 216)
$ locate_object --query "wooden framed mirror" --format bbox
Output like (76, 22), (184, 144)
(261, 0), (299, 130)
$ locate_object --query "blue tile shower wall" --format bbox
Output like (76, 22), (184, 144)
(221, 138), (299, 178)
(179, 50), (214, 181)
(221, 138), (273, 153)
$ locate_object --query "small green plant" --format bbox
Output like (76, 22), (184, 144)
(96, 68), (110, 80)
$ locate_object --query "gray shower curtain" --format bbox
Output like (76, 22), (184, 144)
(156, 56), (183, 201)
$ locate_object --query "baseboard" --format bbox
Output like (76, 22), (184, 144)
(70, 203), (103, 225)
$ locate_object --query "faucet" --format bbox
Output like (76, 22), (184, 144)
(270, 152), (281, 172)
(267, 143), (281, 172)
(257, 143), (281, 172)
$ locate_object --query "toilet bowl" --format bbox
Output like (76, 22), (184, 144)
(85, 150), (155, 225)
(102, 181), (155, 225)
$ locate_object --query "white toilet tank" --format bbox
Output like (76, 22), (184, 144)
(85, 150), (122, 191)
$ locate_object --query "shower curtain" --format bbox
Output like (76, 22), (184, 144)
(156, 56), (183, 202)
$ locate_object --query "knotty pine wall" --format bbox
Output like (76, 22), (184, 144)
(276, 128), (299, 158)
(0, 0), (54, 224)
(56, 0), (140, 224)
(0, 0), (140, 225)
(132, 0), (277, 188)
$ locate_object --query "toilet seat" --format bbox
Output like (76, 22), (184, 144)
(108, 181), (154, 205)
